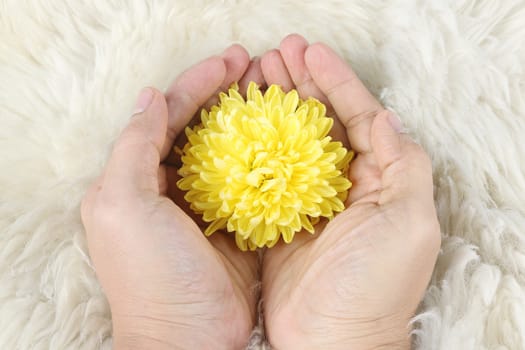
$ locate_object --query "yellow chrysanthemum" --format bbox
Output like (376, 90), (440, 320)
(177, 82), (353, 251)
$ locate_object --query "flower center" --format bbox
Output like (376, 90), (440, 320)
(176, 82), (353, 250)
(246, 149), (289, 194)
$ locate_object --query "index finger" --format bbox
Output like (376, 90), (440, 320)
(163, 56), (226, 159)
(304, 43), (384, 153)
(164, 45), (251, 161)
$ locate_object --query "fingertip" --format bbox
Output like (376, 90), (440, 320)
(201, 47), (249, 110)
(222, 43), (250, 63)
(221, 44), (250, 83)
(105, 88), (170, 197)
(260, 49), (294, 91)
(261, 49), (279, 66)
(238, 57), (265, 94)
(260, 49), (275, 70)
(139, 86), (168, 116)
(279, 34), (309, 71)
(201, 54), (228, 73)
(198, 55), (229, 87)
(166, 55), (227, 99)
(304, 42), (331, 73)
(128, 86), (169, 156)
(304, 42), (384, 154)
(164, 54), (226, 123)
(279, 34), (328, 103)
(280, 33), (309, 52)
(147, 86), (167, 106)
(149, 87), (169, 120)
(133, 87), (155, 115)
(206, 55), (228, 84)
(132, 86), (166, 119)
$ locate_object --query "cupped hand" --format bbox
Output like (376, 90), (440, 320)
(259, 34), (441, 349)
(81, 45), (262, 350)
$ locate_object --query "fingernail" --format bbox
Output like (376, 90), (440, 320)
(133, 88), (154, 115)
(387, 112), (403, 133)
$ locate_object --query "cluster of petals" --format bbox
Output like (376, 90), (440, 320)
(177, 82), (353, 251)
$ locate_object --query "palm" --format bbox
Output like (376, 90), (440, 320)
(161, 51), (265, 324)
(259, 35), (389, 329)
(150, 45), (263, 347)
(261, 130), (393, 342)
(159, 189), (258, 342)
(259, 35), (440, 349)
(161, 165), (259, 332)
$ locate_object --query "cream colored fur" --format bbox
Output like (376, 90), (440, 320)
(1, 1), (525, 349)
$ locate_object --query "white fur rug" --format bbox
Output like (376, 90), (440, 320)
(1, 1), (525, 349)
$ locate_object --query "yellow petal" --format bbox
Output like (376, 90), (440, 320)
(177, 81), (354, 250)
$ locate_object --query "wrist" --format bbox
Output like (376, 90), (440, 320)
(110, 301), (253, 350)
(112, 315), (185, 350)
(352, 335), (410, 350)
(268, 307), (412, 350)
(113, 333), (178, 350)
(112, 319), (250, 350)
(336, 318), (411, 350)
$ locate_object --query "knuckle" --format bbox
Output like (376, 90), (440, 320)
(324, 76), (356, 98)
(113, 125), (159, 162)
(343, 109), (378, 131)
(114, 127), (145, 151)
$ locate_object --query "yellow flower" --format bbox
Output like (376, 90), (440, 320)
(177, 82), (353, 251)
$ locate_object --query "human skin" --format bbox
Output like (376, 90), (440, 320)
(81, 36), (441, 350)
(259, 34), (441, 349)
(80, 45), (264, 350)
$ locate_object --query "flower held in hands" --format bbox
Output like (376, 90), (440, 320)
(177, 82), (353, 251)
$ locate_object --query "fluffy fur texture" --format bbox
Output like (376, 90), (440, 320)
(1, 0), (524, 349)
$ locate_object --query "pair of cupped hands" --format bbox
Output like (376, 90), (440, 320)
(81, 34), (441, 350)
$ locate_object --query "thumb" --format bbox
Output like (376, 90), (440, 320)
(370, 110), (404, 171)
(103, 87), (169, 198)
(371, 110), (434, 204)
